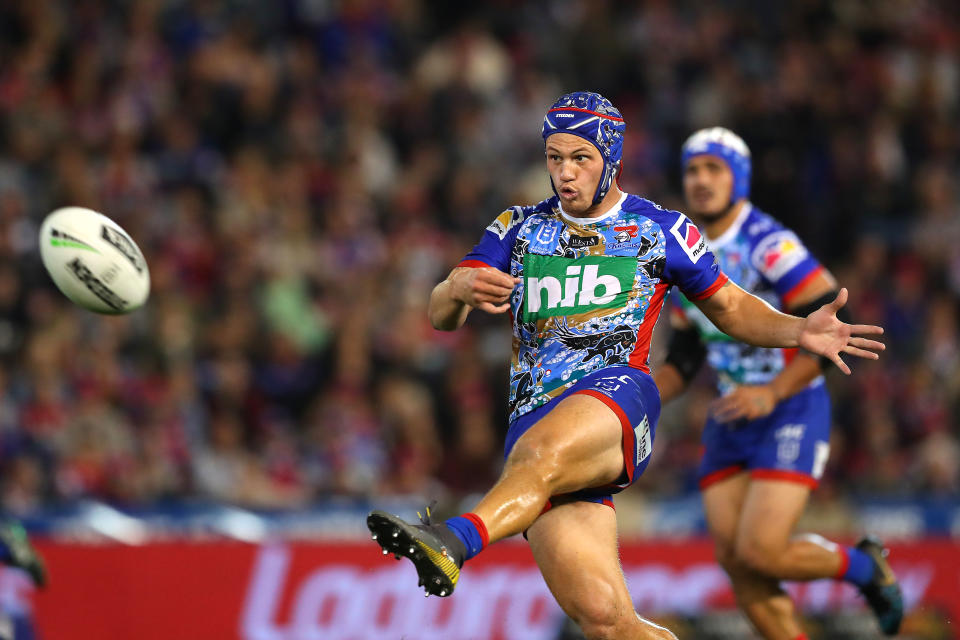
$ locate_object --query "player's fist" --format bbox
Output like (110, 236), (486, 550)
(449, 267), (521, 314)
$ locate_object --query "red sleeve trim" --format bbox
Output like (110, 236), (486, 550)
(687, 272), (729, 301)
(781, 265), (825, 307)
(834, 545), (850, 579)
(750, 469), (819, 489)
(698, 465), (745, 490)
(457, 259), (492, 269)
(782, 347), (801, 366)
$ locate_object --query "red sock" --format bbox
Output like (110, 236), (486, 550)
(462, 513), (489, 546)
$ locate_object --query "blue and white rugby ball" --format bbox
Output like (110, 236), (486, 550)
(39, 207), (150, 314)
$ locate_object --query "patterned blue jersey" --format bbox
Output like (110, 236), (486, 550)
(671, 204), (824, 394)
(460, 193), (727, 422)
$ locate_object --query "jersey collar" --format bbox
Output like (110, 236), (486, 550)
(559, 191), (628, 226)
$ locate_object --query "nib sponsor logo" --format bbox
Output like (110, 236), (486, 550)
(522, 255), (636, 322)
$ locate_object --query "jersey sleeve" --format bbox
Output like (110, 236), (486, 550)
(661, 212), (728, 300)
(458, 207), (525, 272)
(749, 228), (824, 306)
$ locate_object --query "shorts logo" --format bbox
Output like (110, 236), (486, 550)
(592, 374), (636, 393)
(635, 415), (651, 465)
(522, 254), (635, 322)
(751, 231), (808, 281)
(670, 215), (707, 264)
(775, 423), (805, 466)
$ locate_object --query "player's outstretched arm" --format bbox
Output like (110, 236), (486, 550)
(429, 266), (520, 331)
(694, 282), (884, 375)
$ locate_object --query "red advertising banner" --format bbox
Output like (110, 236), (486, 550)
(12, 538), (958, 639)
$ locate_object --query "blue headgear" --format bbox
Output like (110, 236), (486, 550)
(542, 91), (625, 205)
(681, 127), (752, 203)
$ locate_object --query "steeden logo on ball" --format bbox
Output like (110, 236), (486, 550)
(38, 207), (150, 315)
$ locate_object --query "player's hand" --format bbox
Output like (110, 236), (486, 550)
(710, 385), (777, 422)
(449, 267), (521, 314)
(797, 288), (884, 375)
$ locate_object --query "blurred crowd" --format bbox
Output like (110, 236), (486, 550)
(0, 0), (956, 517)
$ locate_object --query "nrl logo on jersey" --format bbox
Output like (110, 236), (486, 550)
(522, 254), (636, 322)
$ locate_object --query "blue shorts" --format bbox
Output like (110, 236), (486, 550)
(698, 383), (831, 490)
(504, 366), (661, 509)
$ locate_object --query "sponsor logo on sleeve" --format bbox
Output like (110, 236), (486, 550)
(751, 231), (808, 281)
(669, 215), (707, 264)
(487, 208), (523, 240)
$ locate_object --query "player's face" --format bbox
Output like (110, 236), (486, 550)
(683, 154), (734, 219)
(546, 133), (604, 215)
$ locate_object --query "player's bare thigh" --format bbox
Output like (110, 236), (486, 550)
(736, 479), (811, 551)
(734, 479), (818, 578)
(505, 392), (626, 494)
(528, 500), (676, 640)
(701, 470), (752, 562)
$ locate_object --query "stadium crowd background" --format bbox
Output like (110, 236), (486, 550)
(0, 0), (956, 530)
